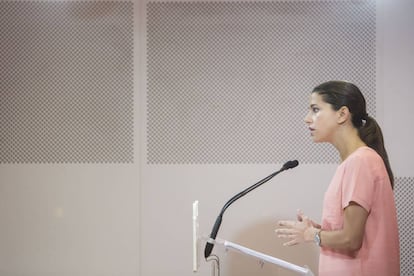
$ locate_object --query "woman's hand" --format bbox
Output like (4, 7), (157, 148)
(275, 210), (320, 246)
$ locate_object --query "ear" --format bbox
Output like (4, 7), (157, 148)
(337, 106), (350, 124)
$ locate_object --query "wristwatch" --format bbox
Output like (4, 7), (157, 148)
(314, 229), (322, 246)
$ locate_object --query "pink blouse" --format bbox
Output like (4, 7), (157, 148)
(319, 147), (400, 276)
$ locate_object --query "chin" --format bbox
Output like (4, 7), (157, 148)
(311, 137), (323, 143)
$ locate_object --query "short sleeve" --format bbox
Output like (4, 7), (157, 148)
(341, 151), (377, 212)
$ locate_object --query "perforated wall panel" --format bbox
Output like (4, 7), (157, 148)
(147, 1), (376, 164)
(0, 1), (134, 163)
(395, 177), (414, 276)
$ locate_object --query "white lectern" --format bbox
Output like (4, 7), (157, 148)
(193, 201), (314, 275)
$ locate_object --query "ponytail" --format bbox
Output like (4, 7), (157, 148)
(358, 116), (394, 189)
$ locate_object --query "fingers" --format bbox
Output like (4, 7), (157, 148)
(297, 210), (322, 228)
(283, 239), (299, 246)
(277, 220), (297, 228)
(275, 229), (300, 246)
(313, 222), (322, 229)
(296, 211), (314, 227)
(276, 233), (298, 239)
(298, 211), (310, 222)
(275, 228), (300, 235)
(276, 211), (319, 246)
(297, 209), (304, 221)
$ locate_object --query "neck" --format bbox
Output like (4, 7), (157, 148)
(332, 127), (366, 161)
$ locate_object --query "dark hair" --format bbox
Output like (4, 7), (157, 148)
(312, 81), (394, 189)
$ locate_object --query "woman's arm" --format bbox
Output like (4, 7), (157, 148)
(276, 202), (368, 254)
(319, 202), (368, 252)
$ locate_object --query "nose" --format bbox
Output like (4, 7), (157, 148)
(304, 111), (312, 124)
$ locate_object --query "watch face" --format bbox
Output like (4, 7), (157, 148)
(314, 231), (321, 246)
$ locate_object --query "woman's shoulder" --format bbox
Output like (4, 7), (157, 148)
(352, 146), (379, 158)
(345, 146), (383, 168)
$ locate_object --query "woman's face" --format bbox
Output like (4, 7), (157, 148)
(304, 92), (338, 143)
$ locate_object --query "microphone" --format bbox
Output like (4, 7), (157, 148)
(204, 160), (299, 258)
(281, 160), (299, 170)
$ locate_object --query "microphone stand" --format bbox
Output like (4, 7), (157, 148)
(204, 160), (298, 258)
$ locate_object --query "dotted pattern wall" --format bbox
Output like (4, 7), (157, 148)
(147, 1), (376, 164)
(395, 177), (414, 276)
(0, 1), (134, 164)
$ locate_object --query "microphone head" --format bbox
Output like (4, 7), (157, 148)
(282, 160), (299, 170)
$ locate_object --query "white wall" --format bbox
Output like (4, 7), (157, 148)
(0, 165), (139, 276)
(379, 0), (414, 177)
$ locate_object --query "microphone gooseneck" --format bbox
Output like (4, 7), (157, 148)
(204, 160), (299, 259)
